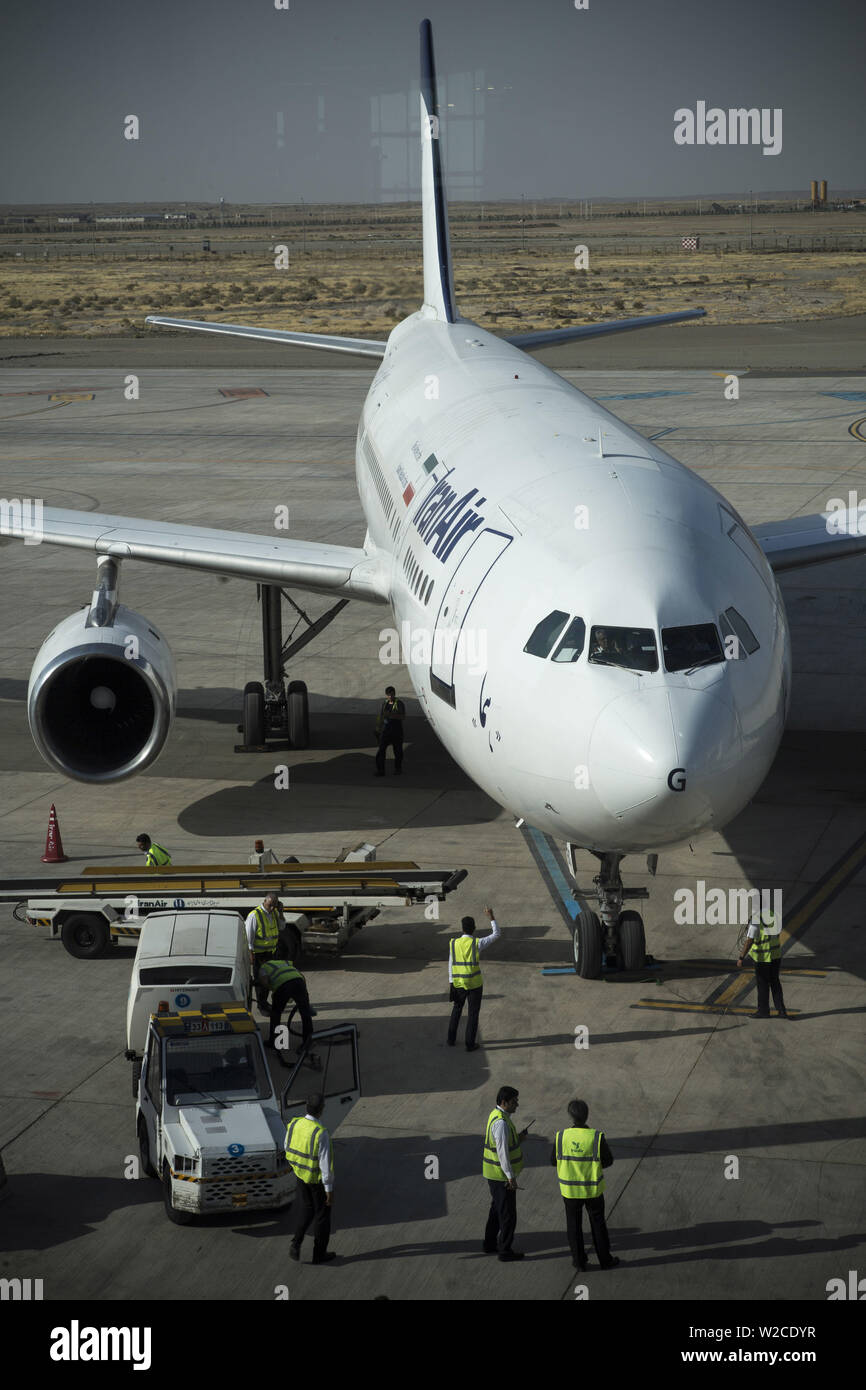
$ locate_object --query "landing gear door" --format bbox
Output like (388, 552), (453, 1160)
(280, 1024), (360, 1135)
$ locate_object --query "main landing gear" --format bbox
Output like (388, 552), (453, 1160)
(236, 584), (348, 753)
(566, 847), (655, 979)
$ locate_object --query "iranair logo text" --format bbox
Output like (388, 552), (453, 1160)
(49, 1321), (152, 1371)
(412, 480), (487, 562)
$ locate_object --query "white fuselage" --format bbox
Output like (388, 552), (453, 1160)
(355, 312), (790, 854)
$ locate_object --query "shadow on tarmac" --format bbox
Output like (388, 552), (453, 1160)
(613, 1114), (866, 1157)
(0, 1172), (158, 1252)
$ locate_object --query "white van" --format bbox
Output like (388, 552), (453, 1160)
(125, 910), (250, 1056)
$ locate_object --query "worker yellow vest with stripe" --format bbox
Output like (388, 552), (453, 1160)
(145, 843), (171, 867)
(450, 934), (482, 990)
(260, 958), (303, 990)
(285, 1116), (330, 1184)
(555, 1126), (605, 1199)
(748, 912), (780, 963)
(482, 1107), (524, 1181)
(252, 905), (280, 953)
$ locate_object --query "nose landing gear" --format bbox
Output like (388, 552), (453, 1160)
(567, 847), (651, 978)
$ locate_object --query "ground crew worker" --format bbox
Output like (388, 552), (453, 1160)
(374, 685), (405, 775)
(737, 903), (788, 1018)
(258, 957), (314, 1053)
(135, 833), (171, 867)
(551, 1099), (619, 1271)
(245, 893), (282, 1010)
(447, 906), (500, 1051)
(482, 1085), (529, 1261)
(285, 1092), (336, 1264)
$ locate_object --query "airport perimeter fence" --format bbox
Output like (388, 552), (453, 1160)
(2, 234), (866, 261)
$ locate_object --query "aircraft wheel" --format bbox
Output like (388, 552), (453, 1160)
(288, 680), (309, 749)
(242, 681), (265, 746)
(573, 910), (603, 979)
(619, 910), (646, 971)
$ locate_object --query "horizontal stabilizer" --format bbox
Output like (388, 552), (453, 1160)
(505, 308), (705, 350)
(146, 315), (387, 359)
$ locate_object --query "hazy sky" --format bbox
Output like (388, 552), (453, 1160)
(1, 0), (863, 203)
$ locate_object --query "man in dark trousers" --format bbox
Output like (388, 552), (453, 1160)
(257, 957), (314, 1053)
(482, 1085), (530, 1261)
(285, 1093), (336, 1265)
(447, 906), (501, 1051)
(375, 685), (405, 775)
(551, 1098), (619, 1270)
(736, 903), (788, 1018)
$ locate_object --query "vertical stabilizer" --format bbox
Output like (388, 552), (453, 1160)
(419, 19), (457, 322)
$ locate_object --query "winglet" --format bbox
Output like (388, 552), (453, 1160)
(419, 19), (457, 323)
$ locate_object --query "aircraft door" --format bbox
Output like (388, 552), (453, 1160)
(280, 1024), (361, 1135)
(429, 528), (512, 706)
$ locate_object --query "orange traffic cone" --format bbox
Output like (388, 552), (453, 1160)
(41, 804), (68, 863)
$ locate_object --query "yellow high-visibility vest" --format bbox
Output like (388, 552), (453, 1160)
(260, 959), (303, 990)
(145, 843), (171, 867)
(450, 934), (482, 990)
(252, 906), (280, 953)
(285, 1116), (330, 1185)
(555, 1126), (605, 1199)
(482, 1107), (523, 1182)
(748, 914), (780, 963)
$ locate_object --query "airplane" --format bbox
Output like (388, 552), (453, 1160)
(4, 20), (865, 977)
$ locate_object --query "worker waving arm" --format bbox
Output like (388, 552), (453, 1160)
(476, 904), (501, 951)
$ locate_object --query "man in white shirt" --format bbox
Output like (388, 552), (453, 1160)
(245, 893), (283, 1010)
(447, 906), (501, 1051)
(285, 1093), (336, 1265)
(736, 905), (788, 1018)
(482, 1086), (529, 1260)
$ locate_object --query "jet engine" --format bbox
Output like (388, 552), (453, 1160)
(27, 604), (176, 783)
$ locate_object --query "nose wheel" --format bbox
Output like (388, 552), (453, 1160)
(573, 910), (603, 979)
(567, 847), (650, 977)
(617, 910), (646, 972)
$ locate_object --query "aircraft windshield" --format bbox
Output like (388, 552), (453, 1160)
(588, 625), (658, 672)
(164, 1034), (270, 1105)
(523, 610), (569, 658)
(662, 623), (724, 673)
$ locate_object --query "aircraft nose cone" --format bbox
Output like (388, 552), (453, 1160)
(589, 686), (744, 838)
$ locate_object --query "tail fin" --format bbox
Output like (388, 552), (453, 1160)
(419, 19), (457, 322)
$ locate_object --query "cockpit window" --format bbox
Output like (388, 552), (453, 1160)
(662, 624), (724, 673)
(589, 625), (658, 672)
(551, 617), (586, 663)
(524, 610), (569, 658)
(719, 607), (760, 657)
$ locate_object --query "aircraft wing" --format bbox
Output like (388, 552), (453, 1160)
(505, 308), (705, 350)
(752, 508), (866, 572)
(2, 507), (390, 603)
(146, 314), (387, 359)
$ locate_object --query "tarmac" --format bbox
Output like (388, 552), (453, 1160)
(0, 320), (864, 1302)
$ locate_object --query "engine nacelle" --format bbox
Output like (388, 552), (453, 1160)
(28, 605), (177, 783)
